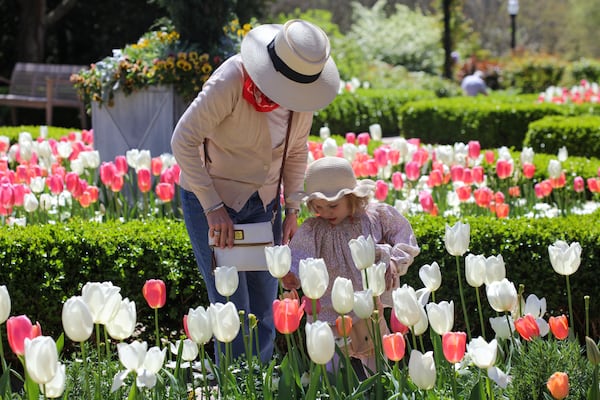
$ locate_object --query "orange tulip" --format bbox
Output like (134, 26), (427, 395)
(442, 331), (467, 363)
(547, 371), (569, 399)
(142, 279), (167, 309)
(6, 315), (42, 356)
(335, 315), (353, 337)
(382, 332), (406, 362)
(549, 315), (569, 340)
(515, 314), (540, 341)
(273, 298), (304, 335)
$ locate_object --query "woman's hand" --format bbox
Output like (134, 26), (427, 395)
(207, 207), (234, 248)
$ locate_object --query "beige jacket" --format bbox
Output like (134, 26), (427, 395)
(171, 54), (313, 212)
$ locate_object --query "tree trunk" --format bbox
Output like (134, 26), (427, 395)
(442, 0), (453, 80)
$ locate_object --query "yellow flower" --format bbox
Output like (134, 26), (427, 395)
(201, 64), (212, 74)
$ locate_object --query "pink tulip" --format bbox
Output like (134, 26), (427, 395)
(357, 132), (370, 146)
(391, 171), (404, 190)
(375, 180), (389, 201)
(156, 182), (175, 202)
(573, 176), (585, 193)
(405, 161), (421, 181)
(450, 165), (464, 182)
(47, 175), (64, 195)
(467, 140), (481, 160)
(114, 155), (128, 176)
(484, 150), (495, 164)
(496, 159), (513, 179)
(456, 185), (471, 202)
(345, 132), (356, 144)
(462, 168), (474, 185)
(7, 315), (42, 356)
(522, 162), (536, 179)
(100, 162), (117, 186)
(151, 157), (163, 176)
(137, 168), (152, 193)
(143, 279), (167, 309)
(472, 166), (484, 184)
(427, 170), (443, 188)
(442, 331), (466, 363)
(373, 147), (388, 168)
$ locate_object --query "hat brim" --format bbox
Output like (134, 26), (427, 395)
(298, 179), (375, 203)
(241, 24), (340, 112)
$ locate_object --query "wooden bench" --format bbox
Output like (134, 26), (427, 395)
(0, 62), (87, 129)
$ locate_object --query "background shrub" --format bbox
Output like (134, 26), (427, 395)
(524, 115), (600, 158)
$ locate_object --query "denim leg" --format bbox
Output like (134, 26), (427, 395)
(181, 188), (280, 363)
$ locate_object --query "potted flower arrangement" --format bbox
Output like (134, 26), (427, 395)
(70, 19), (252, 163)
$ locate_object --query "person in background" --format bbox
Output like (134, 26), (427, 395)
(461, 70), (489, 96)
(282, 156), (420, 375)
(171, 19), (340, 363)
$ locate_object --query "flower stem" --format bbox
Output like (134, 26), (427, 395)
(154, 307), (160, 348)
(565, 275), (574, 337)
(456, 255), (472, 340)
(475, 286), (486, 338)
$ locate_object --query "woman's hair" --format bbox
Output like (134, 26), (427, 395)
(307, 193), (370, 216)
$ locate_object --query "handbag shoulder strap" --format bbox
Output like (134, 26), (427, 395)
(273, 111), (293, 223)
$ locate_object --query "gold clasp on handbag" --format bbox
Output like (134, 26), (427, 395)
(234, 229), (244, 241)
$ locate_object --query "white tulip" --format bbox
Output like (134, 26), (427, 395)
(265, 245), (291, 278)
(426, 300), (454, 335)
(331, 277), (354, 315)
(353, 289), (374, 319)
(348, 235), (376, 270)
(392, 284), (421, 327)
(548, 240), (582, 276)
(486, 278), (517, 313)
(362, 262), (386, 296)
(299, 258), (329, 300)
(106, 298), (137, 341)
(444, 222), (470, 256)
(467, 336), (498, 369)
(209, 302), (240, 343)
(489, 316), (514, 339)
(305, 321), (335, 365)
(408, 350), (436, 390)
(81, 281), (122, 325)
(465, 254), (486, 287)
(322, 138), (338, 157)
(23, 193), (39, 212)
(214, 266), (239, 297)
(419, 262), (442, 292)
(25, 336), (58, 384)
(61, 296), (93, 342)
(42, 362), (66, 398)
(484, 254), (506, 285)
(0, 285), (10, 324)
(186, 306), (213, 345)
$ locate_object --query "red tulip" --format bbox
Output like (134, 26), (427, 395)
(335, 315), (353, 337)
(484, 150), (495, 164)
(442, 331), (467, 363)
(7, 315), (42, 356)
(455, 185), (471, 202)
(137, 168), (152, 193)
(382, 332), (406, 362)
(515, 314), (540, 341)
(151, 157), (163, 176)
(522, 162), (536, 179)
(472, 165), (484, 184)
(301, 295), (320, 316)
(508, 186), (521, 197)
(143, 279), (166, 309)
(546, 372), (569, 399)
(427, 169), (443, 188)
(273, 298), (304, 334)
(155, 182), (175, 202)
(495, 203), (509, 219)
(474, 187), (493, 208)
(390, 308), (409, 334)
(549, 315), (569, 340)
(496, 159), (513, 179)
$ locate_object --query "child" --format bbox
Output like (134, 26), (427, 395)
(283, 156), (420, 373)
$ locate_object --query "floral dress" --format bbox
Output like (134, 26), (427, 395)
(289, 202), (420, 326)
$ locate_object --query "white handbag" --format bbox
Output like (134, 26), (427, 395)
(209, 221), (274, 271)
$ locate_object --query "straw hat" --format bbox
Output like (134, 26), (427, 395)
(240, 19), (340, 112)
(300, 156), (375, 203)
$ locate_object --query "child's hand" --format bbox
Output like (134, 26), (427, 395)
(282, 271), (301, 290)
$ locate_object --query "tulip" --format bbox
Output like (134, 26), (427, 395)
(111, 341), (166, 391)
(142, 279), (167, 309)
(484, 254), (506, 285)
(549, 315), (569, 340)
(546, 372), (569, 399)
(305, 321), (335, 365)
(426, 300), (454, 335)
(319, 126), (331, 139)
(322, 138), (338, 157)
(335, 315), (353, 337)
(488, 366), (512, 389)
(486, 278), (517, 313)
(548, 240), (581, 276)
(301, 295), (321, 316)
(467, 336), (498, 369)
(155, 182), (175, 202)
(7, 315), (42, 356)
(362, 262), (386, 296)
(392, 284), (421, 327)
(348, 235), (376, 270)
(369, 123), (382, 141)
(81, 281), (122, 324)
(170, 338), (198, 362)
(272, 298), (304, 335)
(331, 277), (354, 315)
(412, 306), (430, 336)
(42, 362), (66, 398)
(106, 298), (137, 341)
(419, 262), (442, 292)
(61, 296), (93, 342)
(137, 168), (152, 193)
(489, 315), (514, 339)
(585, 336), (600, 365)
(0, 285), (10, 324)
(442, 331), (466, 363)
(523, 294), (547, 319)
(514, 314), (540, 341)
(353, 289), (374, 319)
(382, 332), (406, 362)
(408, 350), (436, 390)
(184, 306), (213, 345)
(390, 308), (409, 334)
(298, 258), (329, 300)
(265, 245), (291, 279)
(548, 159), (562, 179)
(444, 222), (470, 256)
(209, 302), (240, 343)
(24, 336), (58, 384)
(465, 254), (486, 288)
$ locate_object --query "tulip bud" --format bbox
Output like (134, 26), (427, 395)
(214, 267), (239, 298)
(353, 289), (374, 319)
(444, 222), (470, 256)
(184, 306), (213, 345)
(546, 372), (569, 400)
(61, 296), (93, 342)
(305, 321), (335, 365)
(299, 258), (329, 300)
(335, 315), (353, 337)
(408, 350), (436, 390)
(586, 336), (600, 365)
(348, 235), (376, 270)
(265, 245), (291, 279)
(25, 336), (58, 385)
(331, 277), (354, 315)
(419, 262), (442, 292)
(142, 279), (167, 309)
(0, 285), (10, 324)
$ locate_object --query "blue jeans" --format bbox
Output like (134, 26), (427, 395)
(181, 189), (281, 364)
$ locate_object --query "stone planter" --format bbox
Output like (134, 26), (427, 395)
(92, 85), (188, 162)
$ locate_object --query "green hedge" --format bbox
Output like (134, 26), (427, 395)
(2, 213), (599, 348)
(0, 219), (202, 347)
(312, 88), (435, 137)
(0, 125), (80, 141)
(524, 115), (600, 158)
(398, 96), (566, 148)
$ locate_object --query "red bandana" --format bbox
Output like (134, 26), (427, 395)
(242, 77), (279, 112)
